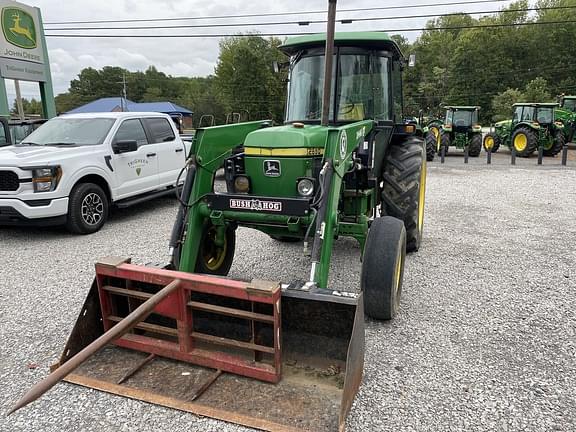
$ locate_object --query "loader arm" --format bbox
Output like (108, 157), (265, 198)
(178, 121), (271, 273)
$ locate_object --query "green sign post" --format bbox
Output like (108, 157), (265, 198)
(0, 0), (55, 119)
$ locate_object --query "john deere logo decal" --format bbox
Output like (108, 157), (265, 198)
(2, 7), (37, 49)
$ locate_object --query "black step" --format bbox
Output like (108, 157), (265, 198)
(115, 185), (181, 209)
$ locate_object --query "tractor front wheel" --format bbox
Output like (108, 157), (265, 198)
(425, 132), (436, 161)
(511, 127), (537, 157)
(361, 216), (406, 320)
(483, 133), (500, 153)
(543, 130), (565, 157)
(381, 137), (426, 253)
(195, 222), (236, 276)
(468, 134), (482, 157)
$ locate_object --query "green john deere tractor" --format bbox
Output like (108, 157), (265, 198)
(434, 106), (482, 157)
(423, 117), (443, 161)
(483, 103), (565, 157)
(11, 30), (427, 432)
(556, 95), (576, 142)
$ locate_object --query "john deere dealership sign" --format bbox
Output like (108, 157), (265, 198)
(0, 0), (45, 81)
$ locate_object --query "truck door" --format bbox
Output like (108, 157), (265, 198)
(143, 117), (187, 187)
(111, 118), (160, 199)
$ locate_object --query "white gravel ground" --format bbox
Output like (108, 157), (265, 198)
(1, 154), (575, 431)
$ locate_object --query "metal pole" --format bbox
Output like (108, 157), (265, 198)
(511, 147), (516, 165)
(537, 147), (543, 165)
(8, 279), (181, 415)
(464, 146), (469, 164)
(320, 0), (337, 127)
(487, 148), (491, 165)
(14, 80), (25, 121)
(562, 144), (568, 166)
(441, 145), (445, 163)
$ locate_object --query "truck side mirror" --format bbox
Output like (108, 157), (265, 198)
(112, 140), (138, 154)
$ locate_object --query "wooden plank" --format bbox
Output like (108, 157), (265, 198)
(188, 301), (274, 323)
(191, 332), (275, 354)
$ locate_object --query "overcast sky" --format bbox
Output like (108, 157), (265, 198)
(11, 0), (514, 101)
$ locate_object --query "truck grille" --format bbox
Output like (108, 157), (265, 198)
(0, 171), (19, 191)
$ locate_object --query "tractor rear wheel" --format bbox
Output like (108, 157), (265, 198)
(468, 133), (482, 157)
(425, 132), (436, 161)
(381, 137), (426, 253)
(440, 132), (450, 155)
(483, 133), (500, 153)
(361, 216), (406, 320)
(195, 222), (236, 276)
(543, 130), (565, 157)
(511, 127), (537, 157)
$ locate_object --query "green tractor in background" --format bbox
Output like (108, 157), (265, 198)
(556, 95), (576, 142)
(431, 106), (482, 158)
(483, 103), (565, 157)
(423, 117), (443, 161)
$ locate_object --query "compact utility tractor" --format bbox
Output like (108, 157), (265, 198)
(430, 106), (482, 158)
(484, 103), (565, 157)
(10, 17), (426, 432)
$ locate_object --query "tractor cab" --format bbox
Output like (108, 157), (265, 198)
(559, 95), (576, 112)
(512, 103), (557, 128)
(443, 106), (480, 133)
(281, 32), (405, 125)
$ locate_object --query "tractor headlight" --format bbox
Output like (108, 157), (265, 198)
(32, 166), (62, 193)
(297, 177), (315, 197)
(233, 175), (250, 194)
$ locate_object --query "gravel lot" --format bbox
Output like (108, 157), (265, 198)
(1, 151), (576, 431)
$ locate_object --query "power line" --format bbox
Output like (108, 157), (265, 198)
(44, 19), (576, 38)
(44, 5), (573, 31)
(44, 0), (512, 25)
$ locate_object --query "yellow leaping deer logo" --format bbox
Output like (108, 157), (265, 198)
(1, 7), (37, 49)
(10, 12), (33, 42)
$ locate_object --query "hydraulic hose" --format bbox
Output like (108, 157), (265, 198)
(169, 163), (196, 268)
(309, 160), (333, 282)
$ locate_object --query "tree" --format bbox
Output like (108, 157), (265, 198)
(523, 77), (552, 102)
(214, 34), (288, 123)
(491, 88), (525, 122)
(11, 98), (42, 116)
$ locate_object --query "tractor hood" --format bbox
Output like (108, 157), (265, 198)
(495, 119), (512, 128)
(244, 125), (328, 150)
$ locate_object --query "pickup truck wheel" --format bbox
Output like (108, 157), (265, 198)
(66, 183), (109, 234)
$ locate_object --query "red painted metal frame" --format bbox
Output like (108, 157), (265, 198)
(95, 262), (282, 383)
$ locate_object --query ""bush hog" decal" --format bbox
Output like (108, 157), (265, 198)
(229, 198), (282, 212)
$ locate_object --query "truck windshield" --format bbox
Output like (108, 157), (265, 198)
(20, 118), (115, 146)
(286, 52), (390, 123)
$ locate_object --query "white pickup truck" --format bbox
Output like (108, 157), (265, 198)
(0, 112), (191, 234)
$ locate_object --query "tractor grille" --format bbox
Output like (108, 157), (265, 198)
(0, 171), (20, 191)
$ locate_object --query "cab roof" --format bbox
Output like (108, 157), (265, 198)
(445, 106), (479, 111)
(513, 103), (558, 107)
(280, 32), (402, 58)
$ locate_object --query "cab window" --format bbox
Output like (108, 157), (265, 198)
(114, 119), (149, 147)
(145, 118), (175, 143)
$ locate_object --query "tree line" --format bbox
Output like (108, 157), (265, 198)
(48, 0), (574, 125)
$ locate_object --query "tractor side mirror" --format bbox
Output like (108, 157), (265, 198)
(408, 54), (416, 67)
(112, 140), (138, 154)
(272, 60), (289, 73)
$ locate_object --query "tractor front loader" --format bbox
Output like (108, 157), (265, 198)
(9, 15), (426, 432)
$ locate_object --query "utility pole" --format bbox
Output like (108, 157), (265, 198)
(117, 73), (128, 112)
(14, 79), (25, 120)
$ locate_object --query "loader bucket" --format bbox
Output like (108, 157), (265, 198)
(46, 258), (364, 432)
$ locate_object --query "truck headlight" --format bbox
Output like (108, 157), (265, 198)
(32, 166), (62, 193)
(297, 178), (315, 197)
